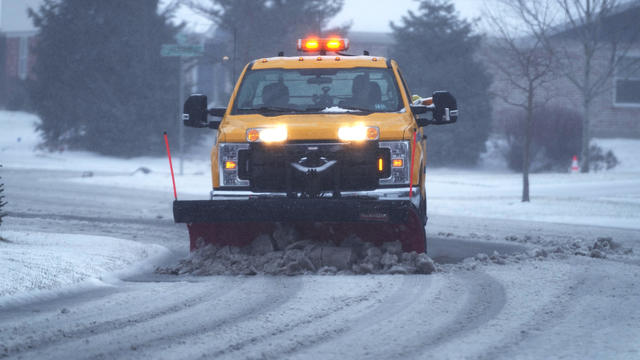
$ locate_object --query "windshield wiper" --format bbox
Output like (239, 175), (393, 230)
(254, 106), (301, 113)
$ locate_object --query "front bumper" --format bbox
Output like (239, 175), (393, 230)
(208, 186), (421, 208)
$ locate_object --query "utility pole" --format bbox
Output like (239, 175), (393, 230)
(232, 27), (237, 83)
(161, 34), (204, 176)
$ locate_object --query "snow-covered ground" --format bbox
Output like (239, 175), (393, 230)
(0, 111), (212, 174)
(2, 110), (640, 358)
(1, 111), (175, 303)
(0, 231), (169, 307)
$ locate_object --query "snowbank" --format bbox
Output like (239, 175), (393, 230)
(0, 110), (211, 176)
(0, 110), (212, 196)
(0, 231), (169, 306)
(426, 169), (640, 230)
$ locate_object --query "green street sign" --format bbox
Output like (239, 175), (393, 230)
(161, 44), (204, 57)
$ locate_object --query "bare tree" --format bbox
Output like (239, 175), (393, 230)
(181, 0), (346, 81)
(483, 0), (556, 202)
(534, 0), (640, 172)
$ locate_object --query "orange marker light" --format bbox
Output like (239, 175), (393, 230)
(225, 161), (237, 170)
(392, 159), (404, 168)
(247, 129), (260, 142)
(366, 127), (379, 140)
(378, 158), (384, 172)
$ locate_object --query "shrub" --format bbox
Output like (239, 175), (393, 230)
(500, 105), (618, 172)
(589, 145), (619, 172)
(501, 105), (583, 172)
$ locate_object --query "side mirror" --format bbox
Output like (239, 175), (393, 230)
(432, 91), (457, 123)
(414, 91), (458, 126)
(183, 94), (226, 129)
(183, 94), (208, 128)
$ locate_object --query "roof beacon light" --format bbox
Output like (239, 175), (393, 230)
(297, 38), (349, 52)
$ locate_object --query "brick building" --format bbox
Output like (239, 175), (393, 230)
(0, 0), (42, 108)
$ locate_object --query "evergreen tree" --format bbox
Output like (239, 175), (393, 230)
(29, 0), (181, 156)
(391, 0), (492, 166)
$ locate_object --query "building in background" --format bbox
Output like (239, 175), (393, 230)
(0, 0), (42, 109)
(488, 1), (640, 139)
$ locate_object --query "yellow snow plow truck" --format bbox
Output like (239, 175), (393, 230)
(173, 37), (458, 253)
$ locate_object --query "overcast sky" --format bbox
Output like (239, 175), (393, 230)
(171, 0), (486, 34)
(328, 0), (485, 32)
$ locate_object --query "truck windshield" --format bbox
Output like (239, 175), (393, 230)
(232, 67), (404, 115)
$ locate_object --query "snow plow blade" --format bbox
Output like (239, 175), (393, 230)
(173, 198), (426, 253)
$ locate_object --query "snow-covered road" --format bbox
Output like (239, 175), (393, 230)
(2, 167), (639, 359)
(2, 259), (638, 359)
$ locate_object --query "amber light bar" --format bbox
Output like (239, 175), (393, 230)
(297, 38), (349, 52)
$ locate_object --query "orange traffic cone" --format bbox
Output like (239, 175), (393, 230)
(570, 155), (580, 173)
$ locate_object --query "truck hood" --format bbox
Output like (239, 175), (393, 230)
(217, 112), (416, 143)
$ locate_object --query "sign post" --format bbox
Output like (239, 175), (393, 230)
(161, 36), (204, 175)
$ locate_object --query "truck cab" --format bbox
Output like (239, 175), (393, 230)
(176, 37), (457, 253)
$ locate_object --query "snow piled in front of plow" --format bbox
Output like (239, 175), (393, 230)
(156, 226), (436, 276)
(156, 226), (636, 276)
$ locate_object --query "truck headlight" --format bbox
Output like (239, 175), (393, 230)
(338, 125), (379, 141)
(246, 126), (287, 143)
(378, 141), (410, 185)
(218, 143), (249, 187)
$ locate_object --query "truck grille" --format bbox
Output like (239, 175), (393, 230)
(238, 142), (389, 194)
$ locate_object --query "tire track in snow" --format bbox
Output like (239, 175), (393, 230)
(280, 272), (505, 360)
(412, 272), (507, 350)
(169, 278), (392, 360)
(254, 275), (442, 360)
(1, 279), (243, 358)
(6, 211), (175, 228)
(478, 273), (588, 360)
(77, 277), (304, 360)
(478, 261), (640, 360)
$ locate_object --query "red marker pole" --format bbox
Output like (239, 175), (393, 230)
(163, 131), (178, 200)
(409, 129), (417, 199)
